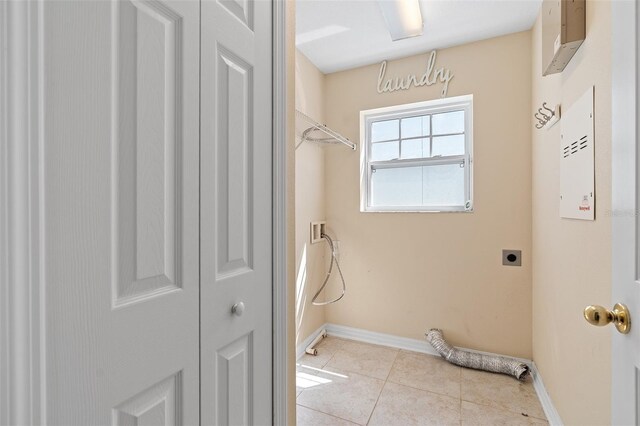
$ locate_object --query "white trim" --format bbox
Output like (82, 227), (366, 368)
(0, 2), (8, 422)
(326, 323), (440, 357)
(360, 94), (473, 119)
(271, 0), (288, 424)
(530, 363), (564, 426)
(359, 95), (474, 213)
(1, 0), (45, 424)
(296, 324), (329, 360)
(320, 323), (562, 425)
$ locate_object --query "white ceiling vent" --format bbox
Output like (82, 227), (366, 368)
(560, 87), (595, 220)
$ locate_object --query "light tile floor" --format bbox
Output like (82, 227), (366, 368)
(296, 336), (548, 426)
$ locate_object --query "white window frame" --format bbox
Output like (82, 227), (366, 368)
(359, 95), (474, 213)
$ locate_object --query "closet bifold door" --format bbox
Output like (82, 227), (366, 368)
(200, 0), (273, 424)
(39, 0), (200, 424)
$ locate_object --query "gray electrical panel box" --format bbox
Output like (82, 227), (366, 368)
(542, 0), (586, 76)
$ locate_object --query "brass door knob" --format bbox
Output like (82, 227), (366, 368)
(583, 303), (631, 334)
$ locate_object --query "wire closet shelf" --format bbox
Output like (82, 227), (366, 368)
(295, 109), (356, 151)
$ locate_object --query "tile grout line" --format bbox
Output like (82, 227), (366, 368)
(459, 398), (549, 422)
(459, 364), (547, 423)
(320, 349), (337, 369)
(383, 377), (460, 401)
(295, 400), (359, 424)
(324, 346), (400, 382)
(365, 349), (400, 426)
(365, 381), (385, 426)
(296, 404), (359, 425)
(382, 354), (462, 400)
(298, 340), (379, 425)
(295, 340), (338, 401)
(383, 349), (400, 382)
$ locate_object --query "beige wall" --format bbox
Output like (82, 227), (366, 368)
(322, 31), (534, 359)
(295, 50), (329, 346)
(531, 2), (612, 424)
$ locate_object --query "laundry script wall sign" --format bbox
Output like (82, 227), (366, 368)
(377, 50), (454, 98)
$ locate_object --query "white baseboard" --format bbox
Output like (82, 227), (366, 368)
(530, 362), (563, 426)
(325, 323), (441, 356)
(314, 323), (563, 425)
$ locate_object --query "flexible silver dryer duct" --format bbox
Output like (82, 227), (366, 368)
(425, 329), (530, 381)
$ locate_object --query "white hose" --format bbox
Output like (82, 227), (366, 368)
(311, 233), (346, 306)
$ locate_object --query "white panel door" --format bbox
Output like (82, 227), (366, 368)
(41, 0), (200, 424)
(200, 0), (273, 423)
(611, 1), (640, 424)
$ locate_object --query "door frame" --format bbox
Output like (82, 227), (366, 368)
(0, 0), (46, 424)
(272, 0), (289, 424)
(0, 0), (290, 423)
(611, 0), (637, 423)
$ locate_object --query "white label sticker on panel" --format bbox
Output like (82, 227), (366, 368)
(560, 86), (595, 220)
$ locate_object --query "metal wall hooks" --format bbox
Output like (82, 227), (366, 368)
(535, 102), (561, 130)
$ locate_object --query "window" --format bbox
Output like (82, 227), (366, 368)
(360, 95), (473, 212)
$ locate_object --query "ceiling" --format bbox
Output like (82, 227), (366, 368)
(296, 0), (542, 74)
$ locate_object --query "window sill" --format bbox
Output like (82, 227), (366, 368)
(360, 207), (474, 214)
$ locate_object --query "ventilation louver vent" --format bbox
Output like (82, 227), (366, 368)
(563, 135), (589, 158)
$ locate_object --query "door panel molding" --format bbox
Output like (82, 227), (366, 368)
(112, 371), (182, 426)
(214, 43), (255, 280)
(0, 0), (46, 424)
(110, 0), (184, 308)
(218, 0), (254, 32)
(215, 332), (254, 425)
